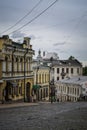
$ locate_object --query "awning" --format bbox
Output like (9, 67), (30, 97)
(32, 85), (40, 90)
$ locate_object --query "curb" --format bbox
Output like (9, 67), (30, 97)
(0, 102), (38, 109)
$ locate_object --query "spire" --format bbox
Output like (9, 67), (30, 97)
(38, 49), (41, 56)
(37, 49), (43, 64)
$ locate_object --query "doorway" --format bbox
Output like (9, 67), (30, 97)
(26, 82), (31, 102)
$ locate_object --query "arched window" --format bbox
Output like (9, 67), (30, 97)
(16, 57), (19, 72)
(20, 58), (23, 71)
(5, 56), (8, 73)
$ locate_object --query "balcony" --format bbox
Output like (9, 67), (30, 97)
(61, 72), (66, 76)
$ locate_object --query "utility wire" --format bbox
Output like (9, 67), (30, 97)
(9, 0), (58, 35)
(0, 0), (43, 35)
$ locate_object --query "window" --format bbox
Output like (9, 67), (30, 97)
(39, 74), (41, 83)
(43, 88), (45, 98)
(77, 68), (79, 74)
(45, 74), (46, 83)
(57, 68), (59, 73)
(41, 73), (44, 83)
(16, 58), (19, 72)
(5, 56), (8, 73)
(57, 77), (59, 80)
(20, 58), (23, 71)
(62, 76), (64, 79)
(46, 88), (48, 97)
(77, 88), (79, 96)
(71, 68), (73, 74)
(14, 86), (18, 96)
(62, 68), (64, 72)
(66, 68), (69, 73)
(19, 87), (22, 95)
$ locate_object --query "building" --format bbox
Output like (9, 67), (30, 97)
(51, 59), (82, 81)
(0, 35), (34, 103)
(38, 51), (82, 82)
(33, 50), (83, 102)
(43, 54), (82, 81)
(55, 76), (87, 102)
(32, 50), (50, 101)
(33, 65), (50, 101)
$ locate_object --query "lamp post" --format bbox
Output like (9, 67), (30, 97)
(49, 65), (55, 103)
(24, 48), (28, 102)
(50, 78), (55, 103)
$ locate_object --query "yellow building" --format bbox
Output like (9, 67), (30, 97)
(0, 35), (34, 103)
(33, 65), (50, 101)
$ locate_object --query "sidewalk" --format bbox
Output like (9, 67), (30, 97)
(0, 102), (38, 109)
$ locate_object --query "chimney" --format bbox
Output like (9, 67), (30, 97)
(23, 37), (31, 48)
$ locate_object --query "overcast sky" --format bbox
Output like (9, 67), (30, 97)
(0, 0), (87, 64)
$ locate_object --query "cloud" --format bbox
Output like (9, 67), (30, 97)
(53, 42), (66, 46)
(11, 31), (26, 39)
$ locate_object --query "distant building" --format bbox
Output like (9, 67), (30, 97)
(43, 52), (59, 60)
(55, 76), (87, 102)
(0, 35), (34, 103)
(42, 51), (82, 81)
(33, 50), (83, 102)
(51, 59), (82, 81)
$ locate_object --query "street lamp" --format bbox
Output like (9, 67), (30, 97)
(49, 65), (55, 103)
(24, 48), (28, 102)
(50, 78), (55, 103)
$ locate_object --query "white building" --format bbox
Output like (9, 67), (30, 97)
(55, 76), (87, 102)
(51, 59), (82, 81)
(43, 52), (59, 60)
(41, 52), (83, 81)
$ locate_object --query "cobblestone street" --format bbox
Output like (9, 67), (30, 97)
(0, 102), (87, 130)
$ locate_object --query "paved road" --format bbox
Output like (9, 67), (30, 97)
(0, 102), (87, 130)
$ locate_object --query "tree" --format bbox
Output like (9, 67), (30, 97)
(83, 66), (87, 76)
(68, 56), (75, 60)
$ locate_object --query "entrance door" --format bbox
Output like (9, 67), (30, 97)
(4, 82), (10, 101)
(26, 82), (30, 102)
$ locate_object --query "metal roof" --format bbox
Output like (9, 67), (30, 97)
(56, 76), (87, 85)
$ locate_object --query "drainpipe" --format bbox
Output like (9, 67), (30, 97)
(24, 48), (28, 102)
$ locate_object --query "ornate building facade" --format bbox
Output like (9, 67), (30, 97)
(0, 35), (34, 102)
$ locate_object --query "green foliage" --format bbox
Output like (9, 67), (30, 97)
(83, 66), (87, 76)
(68, 56), (75, 60)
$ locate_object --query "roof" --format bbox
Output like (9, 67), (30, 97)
(56, 76), (87, 85)
(12, 41), (23, 49)
(52, 59), (82, 67)
(33, 65), (50, 70)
